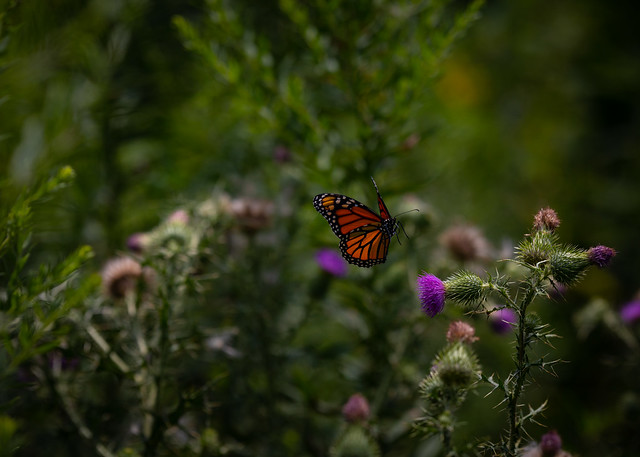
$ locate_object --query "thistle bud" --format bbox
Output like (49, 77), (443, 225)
(443, 271), (487, 308)
(330, 426), (380, 457)
(148, 223), (194, 253)
(434, 343), (480, 388)
(516, 231), (556, 266)
(549, 247), (590, 285)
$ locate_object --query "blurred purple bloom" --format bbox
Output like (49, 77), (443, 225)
(273, 145), (292, 163)
(342, 393), (370, 423)
(490, 308), (518, 334)
(167, 209), (190, 225)
(127, 232), (148, 253)
(587, 245), (616, 268)
(315, 248), (348, 277)
(416, 273), (446, 317)
(548, 283), (567, 301)
(540, 429), (562, 455)
(620, 300), (640, 324)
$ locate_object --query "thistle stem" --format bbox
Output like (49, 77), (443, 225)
(506, 277), (539, 455)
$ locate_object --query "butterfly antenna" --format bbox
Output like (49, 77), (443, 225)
(370, 176), (380, 194)
(394, 208), (420, 218)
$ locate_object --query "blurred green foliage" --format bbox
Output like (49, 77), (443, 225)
(1, 0), (639, 456)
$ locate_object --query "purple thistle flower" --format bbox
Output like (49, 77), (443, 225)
(416, 273), (446, 317)
(587, 245), (616, 268)
(315, 248), (348, 277)
(540, 429), (562, 455)
(342, 393), (370, 423)
(620, 300), (640, 324)
(489, 308), (518, 334)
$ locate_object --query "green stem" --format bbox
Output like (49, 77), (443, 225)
(144, 297), (170, 457)
(44, 364), (116, 457)
(143, 263), (175, 457)
(506, 276), (540, 456)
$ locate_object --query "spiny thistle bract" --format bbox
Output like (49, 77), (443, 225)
(330, 426), (380, 457)
(432, 342), (481, 389)
(443, 271), (488, 309)
(516, 230), (558, 267)
(548, 246), (591, 285)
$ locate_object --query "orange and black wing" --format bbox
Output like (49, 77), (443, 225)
(339, 225), (390, 267)
(313, 193), (390, 267)
(313, 193), (384, 237)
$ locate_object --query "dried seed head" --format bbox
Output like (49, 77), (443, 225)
(101, 257), (142, 299)
(446, 321), (479, 344)
(229, 197), (274, 232)
(440, 224), (491, 262)
(533, 207), (561, 233)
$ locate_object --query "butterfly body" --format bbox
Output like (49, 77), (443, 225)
(313, 178), (398, 267)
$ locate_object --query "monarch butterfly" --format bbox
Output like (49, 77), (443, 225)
(313, 177), (400, 267)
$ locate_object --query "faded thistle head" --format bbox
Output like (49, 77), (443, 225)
(446, 320), (479, 344)
(533, 207), (561, 233)
(439, 224), (491, 262)
(101, 257), (143, 299)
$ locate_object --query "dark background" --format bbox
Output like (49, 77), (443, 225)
(1, 0), (639, 455)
